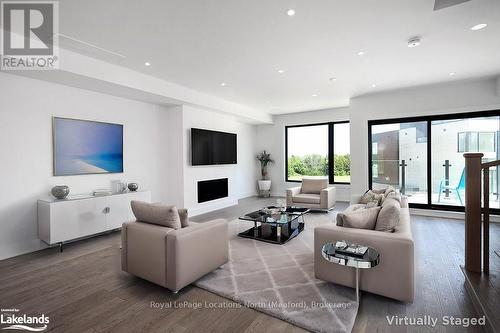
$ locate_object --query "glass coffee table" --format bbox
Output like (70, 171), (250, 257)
(322, 241), (380, 303)
(238, 206), (309, 244)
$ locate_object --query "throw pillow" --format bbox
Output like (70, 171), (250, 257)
(338, 204), (368, 226)
(383, 192), (402, 205)
(360, 190), (383, 205)
(371, 188), (386, 195)
(375, 199), (400, 232)
(178, 208), (189, 228)
(342, 206), (381, 230)
(344, 204), (367, 213)
(384, 186), (396, 197)
(336, 213), (345, 226)
(131, 200), (182, 229)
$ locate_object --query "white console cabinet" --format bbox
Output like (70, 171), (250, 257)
(38, 191), (151, 248)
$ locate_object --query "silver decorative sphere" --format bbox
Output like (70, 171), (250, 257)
(51, 185), (70, 199)
(127, 183), (139, 192)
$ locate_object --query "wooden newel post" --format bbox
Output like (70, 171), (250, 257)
(463, 153), (484, 273)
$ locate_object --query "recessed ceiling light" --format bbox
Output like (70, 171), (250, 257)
(407, 36), (421, 48)
(371, 84), (377, 88)
(144, 62), (151, 66)
(220, 82), (227, 86)
(277, 69), (285, 74)
(287, 9), (295, 16)
(357, 51), (365, 56)
(449, 72), (456, 76)
(312, 94), (318, 97)
(471, 23), (487, 31)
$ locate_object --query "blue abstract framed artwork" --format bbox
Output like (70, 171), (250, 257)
(53, 117), (123, 176)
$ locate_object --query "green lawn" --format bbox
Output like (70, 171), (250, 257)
(334, 175), (351, 183)
(288, 174), (350, 183)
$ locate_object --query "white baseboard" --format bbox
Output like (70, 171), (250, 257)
(189, 197), (239, 217)
(237, 191), (258, 199)
(410, 208), (500, 223)
(0, 239), (46, 261)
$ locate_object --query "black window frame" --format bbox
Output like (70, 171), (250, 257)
(285, 120), (350, 185)
(368, 109), (500, 215)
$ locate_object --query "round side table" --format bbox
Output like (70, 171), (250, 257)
(321, 241), (380, 303)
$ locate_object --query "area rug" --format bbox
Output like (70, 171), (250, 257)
(194, 209), (358, 333)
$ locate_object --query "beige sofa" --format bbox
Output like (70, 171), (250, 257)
(314, 195), (414, 302)
(286, 177), (336, 211)
(122, 212), (228, 293)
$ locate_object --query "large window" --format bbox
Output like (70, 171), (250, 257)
(457, 132), (495, 153)
(286, 121), (350, 184)
(369, 110), (500, 212)
(371, 121), (428, 204)
(431, 117), (499, 207)
(286, 124), (329, 180)
(333, 122), (351, 183)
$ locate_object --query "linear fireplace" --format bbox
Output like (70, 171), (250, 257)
(197, 178), (228, 203)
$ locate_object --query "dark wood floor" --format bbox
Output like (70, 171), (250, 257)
(461, 267), (500, 333)
(0, 197), (498, 333)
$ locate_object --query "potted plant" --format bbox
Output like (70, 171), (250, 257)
(256, 150), (274, 193)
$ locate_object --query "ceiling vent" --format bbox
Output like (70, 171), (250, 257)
(434, 0), (471, 10)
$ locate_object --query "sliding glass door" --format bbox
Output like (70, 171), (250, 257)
(369, 110), (500, 212)
(431, 116), (500, 208)
(371, 121), (428, 204)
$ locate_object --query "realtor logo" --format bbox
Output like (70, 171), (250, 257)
(0, 308), (49, 331)
(1, 1), (59, 70)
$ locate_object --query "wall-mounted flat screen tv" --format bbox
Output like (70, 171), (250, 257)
(53, 117), (123, 176)
(191, 128), (237, 166)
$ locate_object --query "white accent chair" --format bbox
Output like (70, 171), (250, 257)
(286, 177), (336, 211)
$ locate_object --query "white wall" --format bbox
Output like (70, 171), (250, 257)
(350, 77), (500, 196)
(0, 72), (172, 260)
(163, 106), (185, 208)
(182, 105), (258, 215)
(255, 108), (351, 201)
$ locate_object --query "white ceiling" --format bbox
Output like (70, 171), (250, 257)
(59, 0), (500, 114)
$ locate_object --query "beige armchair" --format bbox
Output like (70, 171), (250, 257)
(286, 177), (336, 211)
(121, 207), (228, 293)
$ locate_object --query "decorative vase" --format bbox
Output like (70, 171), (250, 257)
(51, 185), (70, 199)
(261, 166), (268, 180)
(127, 183), (139, 192)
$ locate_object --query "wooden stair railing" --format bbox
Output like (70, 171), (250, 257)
(463, 153), (500, 273)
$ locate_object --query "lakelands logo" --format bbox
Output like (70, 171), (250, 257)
(1, 309), (49, 331)
(1, 0), (59, 70)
